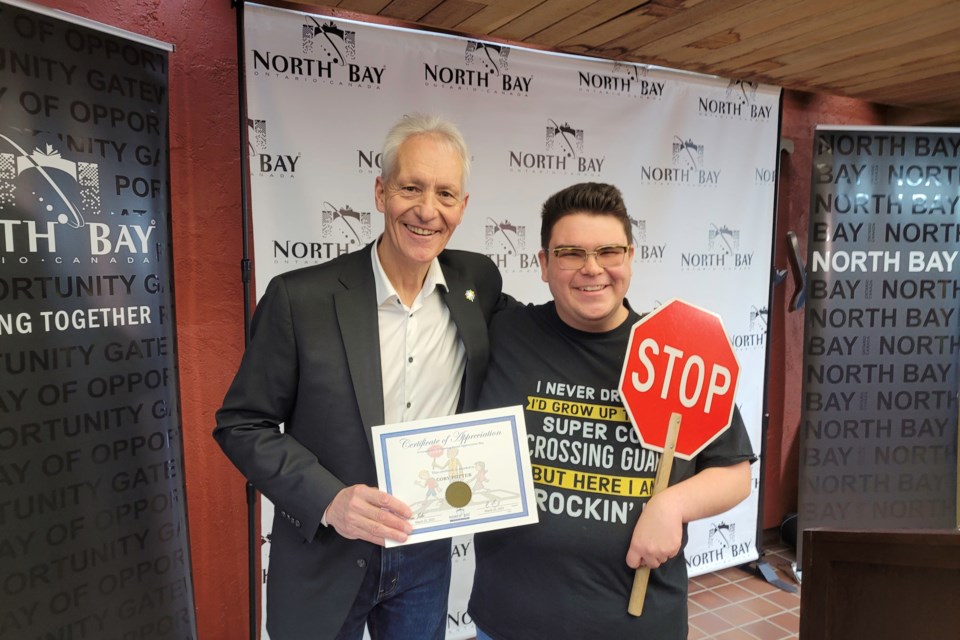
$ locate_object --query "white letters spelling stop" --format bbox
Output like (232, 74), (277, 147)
(630, 338), (732, 414)
(619, 298), (740, 459)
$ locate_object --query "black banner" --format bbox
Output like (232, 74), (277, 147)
(798, 127), (960, 551)
(0, 3), (196, 638)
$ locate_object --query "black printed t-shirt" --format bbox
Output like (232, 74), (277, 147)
(469, 302), (754, 640)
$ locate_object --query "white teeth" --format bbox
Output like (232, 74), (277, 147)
(406, 224), (435, 236)
(579, 285), (605, 291)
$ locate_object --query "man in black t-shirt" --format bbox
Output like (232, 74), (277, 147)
(470, 183), (755, 639)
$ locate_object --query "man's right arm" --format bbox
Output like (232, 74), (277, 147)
(213, 275), (412, 545)
(213, 276), (345, 541)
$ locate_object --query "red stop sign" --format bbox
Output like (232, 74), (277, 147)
(618, 299), (740, 460)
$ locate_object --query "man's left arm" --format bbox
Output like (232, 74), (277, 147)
(626, 404), (755, 569)
(625, 461), (751, 569)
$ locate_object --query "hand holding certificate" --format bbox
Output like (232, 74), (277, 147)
(372, 406), (538, 547)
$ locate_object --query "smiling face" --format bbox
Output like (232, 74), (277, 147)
(539, 212), (634, 333)
(374, 133), (468, 281)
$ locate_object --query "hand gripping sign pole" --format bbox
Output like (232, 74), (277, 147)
(618, 299), (741, 616)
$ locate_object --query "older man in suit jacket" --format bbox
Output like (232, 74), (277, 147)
(215, 114), (505, 639)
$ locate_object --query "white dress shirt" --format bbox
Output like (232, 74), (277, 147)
(321, 247), (466, 526)
(371, 245), (466, 425)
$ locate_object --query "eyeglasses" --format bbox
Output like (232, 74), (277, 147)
(551, 245), (631, 270)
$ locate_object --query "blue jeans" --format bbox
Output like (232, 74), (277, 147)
(335, 539), (452, 640)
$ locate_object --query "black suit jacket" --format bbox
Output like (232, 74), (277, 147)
(214, 244), (505, 639)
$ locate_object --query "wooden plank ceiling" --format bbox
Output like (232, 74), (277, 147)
(293, 0), (960, 122)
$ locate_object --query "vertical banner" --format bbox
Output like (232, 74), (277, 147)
(798, 126), (960, 551)
(243, 3), (779, 637)
(0, 2), (197, 638)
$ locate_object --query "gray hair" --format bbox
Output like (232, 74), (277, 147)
(380, 113), (471, 189)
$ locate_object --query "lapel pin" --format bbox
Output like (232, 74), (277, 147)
(465, 289), (476, 302)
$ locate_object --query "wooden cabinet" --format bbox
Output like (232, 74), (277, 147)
(801, 529), (960, 640)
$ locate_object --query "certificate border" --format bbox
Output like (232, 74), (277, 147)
(373, 405), (537, 544)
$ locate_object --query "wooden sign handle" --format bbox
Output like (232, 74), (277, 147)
(628, 412), (682, 616)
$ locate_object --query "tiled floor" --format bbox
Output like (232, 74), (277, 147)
(688, 541), (801, 639)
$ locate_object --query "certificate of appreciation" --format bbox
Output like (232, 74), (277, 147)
(372, 405), (538, 547)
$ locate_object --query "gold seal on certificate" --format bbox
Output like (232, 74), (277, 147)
(445, 482), (472, 508)
(372, 405), (538, 547)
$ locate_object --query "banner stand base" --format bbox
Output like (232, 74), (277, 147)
(738, 559), (798, 593)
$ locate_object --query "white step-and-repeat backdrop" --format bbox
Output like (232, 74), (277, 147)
(243, 3), (780, 637)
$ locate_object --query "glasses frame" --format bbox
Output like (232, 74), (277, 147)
(550, 244), (632, 270)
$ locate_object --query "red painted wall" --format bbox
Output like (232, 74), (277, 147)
(764, 93), (887, 530)
(21, 2), (911, 636)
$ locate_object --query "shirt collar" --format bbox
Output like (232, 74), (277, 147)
(371, 237), (449, 307)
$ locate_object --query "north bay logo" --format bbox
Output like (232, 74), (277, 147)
(578, 61), (664, 99)
(484, 218), (538, 273)
(302, 18), (355, 63)
(709, 224), (740, 254)
(424, 40), (531, 94)
(0, 132), (101, 227)
(638, 135), (719, 186)
(507, 119), (605, 174)
(272, 201), (371, 265)
(247, 118), (299, 178)
(687, 520), (752, 568)
(321, 201), (372, 247)
(250, 17), (383, 88)
(247, 118), (266, 157)
(750, 305), (768, 331)
(630, 217), (665, 262)
(697, 80), (772, 120)
(672, 137), (704, 170)
(0, 131), (158, 265)
(465, 41), (509, 75)
(731, 305), (768, 349)
(680, 223), (754, 270)
(547, 119), (583, 158)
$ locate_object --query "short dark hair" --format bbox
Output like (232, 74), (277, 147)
(540, 182), (632, 249)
